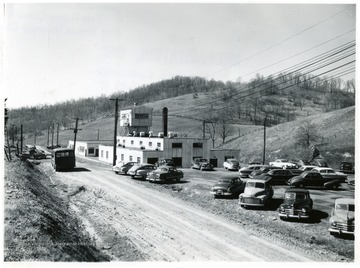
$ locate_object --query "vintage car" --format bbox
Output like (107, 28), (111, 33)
(191, 158), (213, 170)
(128, 163), (156, 179)
(339, 162), (354, 174)
(25, 147), (47, 159)
(113, 161), (137, 175)
(155, 158), (175, 167)
(210, 175), (245, 198)
(264, 169), (298, 184)
(278, 188), (313, 220)
(249, 166), (279, 179)
(223, 158), (240, 171)
(146, 166), (183, 183)
(287, 171), (341, 189)
(328, 198), (355, 236)
(238, 176), (273, 208)
(239, 165), (265, 178)
(311, 167), (347, 183)
(298, 165), (317, 173)
(269, 159), (297, 169)
(310, 158), (328, 167)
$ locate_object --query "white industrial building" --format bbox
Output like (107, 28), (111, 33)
(68, 140), (112, 157)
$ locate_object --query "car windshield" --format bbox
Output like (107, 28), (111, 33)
(219, 179), (231, 183)
(336, 203), (355, 212)
(229, 160), (239, 164)
(246, 181), (264, 188)
(161, 168), (168, 172)
(285, 192), (307, 200)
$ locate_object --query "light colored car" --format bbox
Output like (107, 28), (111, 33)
(269, 159), (297, 169)
(298, 165), (317, 173)
(128, 163), (156, 179)
(112, 161), (137, 175)
(239, 176), (273, 208)
(329, 198), (355, 236)
(223, 159), (240, 171)
(312, 167), (347, 183)
(191, 158), (213, 171)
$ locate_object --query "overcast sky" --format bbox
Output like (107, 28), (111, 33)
(2, 2), (356, 108)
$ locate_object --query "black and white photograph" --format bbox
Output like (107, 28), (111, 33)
(2, 0), (357, 264)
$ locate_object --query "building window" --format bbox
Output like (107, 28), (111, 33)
(131, 140), (134, 145)
(123, 139), (125, 144)
(106, 151), (109, 159)
(130, 156), (133, 161)
(149, 142), (152, 147)
(121, 154), (124, 161)
(157, 142), (161, 148)
(193, 143), (203, 148)
(137, 157), (141, 163)
(88, 147), (95, 154)
(134, 113), (149, 119)
(140, 141), (143, 145)
(101, 150), (103, 158)
(172, 143), (182, 148)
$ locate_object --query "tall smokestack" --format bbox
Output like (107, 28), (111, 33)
(163, 107), (168, 137)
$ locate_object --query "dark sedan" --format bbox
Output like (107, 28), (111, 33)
(279, 188), (313, 220)
(249, 166), (280, 179)
(288, 171), (341, 189)
(210, 176), (245, 198)
(239, 165), (264, 178)
(146, 166), (183, 183)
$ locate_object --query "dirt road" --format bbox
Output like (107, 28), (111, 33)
(39, 158), (328, 262)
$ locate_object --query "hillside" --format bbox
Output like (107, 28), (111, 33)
(220, 106), (355, 167)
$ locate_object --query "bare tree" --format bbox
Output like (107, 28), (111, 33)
(294, 120), (320, 148)
(204, 121), (217, 148)
(216, 117), (234, 144)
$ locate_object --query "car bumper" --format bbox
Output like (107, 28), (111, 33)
(328, 227), (354, 235)
(279, 212), (310, 219)
(210, 190), (232, 196)
(239, 197), (266, 206)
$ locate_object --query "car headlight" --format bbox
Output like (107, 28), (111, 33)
(301, 208), (307, 213)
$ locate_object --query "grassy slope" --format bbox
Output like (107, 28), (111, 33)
(220, 106), (355, 166)
(25, 93), (354, 167)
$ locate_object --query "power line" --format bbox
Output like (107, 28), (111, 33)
(205, 7), (352, 78)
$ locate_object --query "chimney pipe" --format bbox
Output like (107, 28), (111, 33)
(163, 107), (168, 138)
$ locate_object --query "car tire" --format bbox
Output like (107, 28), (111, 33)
(115, 171), (119, 175)
(131, 175), (135, 179)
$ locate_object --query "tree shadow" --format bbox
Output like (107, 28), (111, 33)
(280, 209), (329, 224)
(330, 233), (355, 241)
(267, 197), (284, 211)
(59, 167), (91, 172)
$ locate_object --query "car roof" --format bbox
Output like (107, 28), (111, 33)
(249, 176), (272, 183)
(53, 148), (73, 152)
(285, 188), (309, 194)
(335, 198), (355, 205)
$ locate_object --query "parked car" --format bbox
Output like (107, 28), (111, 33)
(287, 171), (341, 189)
(348, 178), (355, 188)
(311, 167), (347, 183)
(191, 158), (213, 170)
(238, 176), (273, 208)
(278, 188), (313, 220)
(146, 166), (183, 183)
(297, 159), (311, 167)
(249, 165), (279, 179)
(263, 169), (297, 184)
(298, 165), (317, 173)
(26, 147), (47, 159)
(128, 163), (156, 179)
(269, 159), (297, 169)
(339, 162), (354, 174)
(113, 161), (137, 175)
(223, 158), (240, 171)
(310, 158), (328, 167)
(155, 158), (175, 167)
(210, 175), (245, 198)
(239, 165), (265, 178)
(328, 198), (355, 236)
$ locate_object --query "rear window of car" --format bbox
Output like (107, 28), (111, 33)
(247, 182), (264, 188)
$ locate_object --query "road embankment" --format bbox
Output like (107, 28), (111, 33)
(4, 158), (110, 261)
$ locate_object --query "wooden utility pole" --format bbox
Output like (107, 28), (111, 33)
(202, 120), (206, 138)
(47, 126), (50, 147)
(34, 131), (36, 145)
(56, 123), (59, 147)
(51, 123), (54, 148)
(262, 116), (267, 165)
(20, 124), (23, 154)
(72, 118), (80, 152)
(110, 98), (123, 166)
